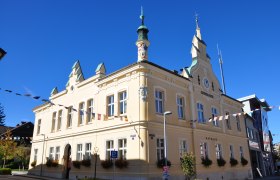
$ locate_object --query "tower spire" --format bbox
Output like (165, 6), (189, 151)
(195, 13), (202, 40)
(136, 6), (150, 62)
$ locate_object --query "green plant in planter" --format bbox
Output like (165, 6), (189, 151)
(52, 160), (59, 167)
(157, 158), (171, 168)
(31, 161), (36, 167)
(230, 158), (238, 166)
(115, 158), (128, 169)
(217, 157), (226, 167)
(241, 157), (248, 166)
(46, 158), (52, 167)
(81, 159), (91, 167)
(101, 159), (113, 169)
(201, 156), (212, 167)
(72, 160), (81, 169)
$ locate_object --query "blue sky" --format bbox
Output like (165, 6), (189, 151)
(1, 1), (280, 143)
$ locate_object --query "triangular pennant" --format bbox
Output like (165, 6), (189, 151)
(5, 90), (12, 93)
(33, 96), (40, 99)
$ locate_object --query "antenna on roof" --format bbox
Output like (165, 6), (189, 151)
(217, 44), (226, 94)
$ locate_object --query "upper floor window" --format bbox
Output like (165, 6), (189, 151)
(85, 143), (92, 160)
(225, 112), (231, 129)
(179, 140), (188, 157)
(119, 91), (127, 115)
(79, 102), (85, 125)
(200, 142), (208, 158)
(177, 96), (185, 119)
(240, 146), (244, 158)
(236, 115), (241, 131)
(211, 82), (214, 91)
(216, 144), (222, 159)
(155, 90), (164, 114)
(106, 140), (114, 160)
(55, 146), (60, 161)
(51, 112), (57, 132)
(156, 138), (164, 161)
(197, 103), (205, 123)
(37, 119), (41, 135)
(77, 144), (83, 161)
(87, 99), (94, 123)
(107, 95), (114, 117)
(57, 110), (62, 131)
(67, 106), (73, 128)
(211, 107), (218, 127)
(118, 139), (127, 159)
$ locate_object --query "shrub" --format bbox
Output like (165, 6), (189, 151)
(101, 159), (113, 169)
(157, 158), (171, 168)
(180, 153), (196, 180)
(115, 158), (128, 169)
(217, 157), (226, 167)
(201, 156), (212, 167)
(31, 161), (37, 167)
(230, 158), (238, 166)
(241, 157), (248, 166)
(72, 160), (81, 169)
(46, 158), (52, 167)
(52, 160), (59, 167)
(0, 168), (12, 175)
(81, 159), (91, 167)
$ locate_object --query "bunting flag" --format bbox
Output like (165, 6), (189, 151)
(1, 86), (279, 123)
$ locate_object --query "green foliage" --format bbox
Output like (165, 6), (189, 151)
(72, 160), (81, 169)
(230, 158), (238, 166)
(201, 156), (212, 167)
(241, 157), (248, 166)
(180, 153), (196, 180)
(115, 158), (128, 169)
(101, 159), (113, 169)
(217, 157), (226, 167)
(0, 168), (11, 175)
(45, 158), (59, 167)
(0, 130), (17, 168)
(81, 159), (91, 167)
(0, 103), (6, 126)
(157, 158), (171, 168)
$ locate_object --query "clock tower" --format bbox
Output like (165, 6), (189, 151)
(136, 7), (150, 62)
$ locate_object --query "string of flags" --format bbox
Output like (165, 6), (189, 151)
(0, 87), (119, 121)
(0, 87), (277, 122)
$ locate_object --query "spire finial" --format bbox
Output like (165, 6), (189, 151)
(195, 12), (199, 29)
(140, 6), (144, 25)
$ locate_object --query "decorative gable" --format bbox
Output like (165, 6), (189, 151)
(66, 60), (84, 91)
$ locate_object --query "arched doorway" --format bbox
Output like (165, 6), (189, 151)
(62, 144), (71, 179)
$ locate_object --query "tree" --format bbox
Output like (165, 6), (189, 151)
(0, 129), (17, 168)
(15, 146), (31, 170)
(0, 103), (5, 126)
(180, 153), (196, 180)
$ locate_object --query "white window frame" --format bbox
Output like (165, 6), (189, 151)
(57, 110), (62, 131)
(230, 145), (234, 159)
(85, 143), (92, 160)
(179, 139), (188, 157)
(49, 147), (54, 160)
(225, 112), (231, 129)
(79, 102), (85, 125)
(236, 115), (241, 131)
(211, 107), (219, 127)
(55, 146), (60, 161)
(87, 99), (94, 123)
(177, 96), (185, 119)
(51, 112), (57, 132)
(119, 91), (127, 115)
(240, 146), (244, 158)
(77, 144), (83, 161)
(197, 103), (205, 123)
(106, 140), (114, 160)
(37, 119), (41, 135)
(34, 149), (38, 162)
(107, 95), (114, 117)
(118, 138), (127, 159)
(156, 138), (165, 161)
(216, 144), (222, 159)
(155, 90), (164, 114)
(67, 106), (73, 128)
(200, 142), (208, 158)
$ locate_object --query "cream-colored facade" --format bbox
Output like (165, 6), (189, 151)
(29, 15), (252, 180)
